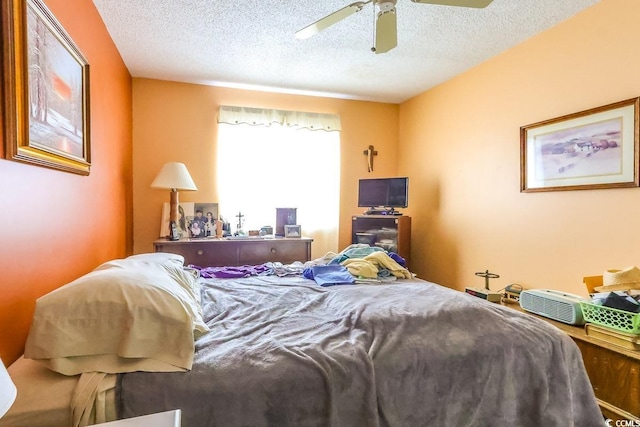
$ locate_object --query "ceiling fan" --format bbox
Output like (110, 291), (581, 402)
(295, 0), (494, 54)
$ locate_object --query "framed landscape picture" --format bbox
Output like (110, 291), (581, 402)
(2, 0), (91, 175)
(520, 98), (639, 192)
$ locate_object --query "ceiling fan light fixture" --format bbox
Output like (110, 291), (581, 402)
(376, 0), (397, 12)
(410, 0), (493, 8)
(295, 1), (369, 39)
(295, 0), (493, 51)
(374, 6), (397, 54)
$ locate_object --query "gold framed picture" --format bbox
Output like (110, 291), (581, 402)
(2, 0), (91, 175)
(520, 97), (639, 192)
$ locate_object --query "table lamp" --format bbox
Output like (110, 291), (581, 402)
(0, 358), (16, 419)
(151, 162), (197, 240)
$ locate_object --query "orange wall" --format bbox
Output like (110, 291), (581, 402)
(399, 0), (640, 296)
(0, 0), (132, 365)
(132, 79), (399, 257)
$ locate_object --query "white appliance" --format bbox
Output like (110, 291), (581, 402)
(519, 289), (586, 325)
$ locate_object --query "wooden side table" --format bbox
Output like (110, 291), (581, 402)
(505, 302), (640, 421)
(351, 215), (411, 268)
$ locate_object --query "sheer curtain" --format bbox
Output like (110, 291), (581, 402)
(216, 107), (341, 258)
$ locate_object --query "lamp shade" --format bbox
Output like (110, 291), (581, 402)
(151, 162), (197, 191)
(0, 359), (16, 419)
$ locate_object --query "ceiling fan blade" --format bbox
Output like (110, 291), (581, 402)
(410, 0), (493, 8)
(295, 2), (370, 39)
(374, 8), (397, 54)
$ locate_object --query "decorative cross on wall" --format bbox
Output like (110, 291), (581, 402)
(363, 145), (378, 172)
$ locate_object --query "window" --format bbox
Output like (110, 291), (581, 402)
(216, 122), (340, 257)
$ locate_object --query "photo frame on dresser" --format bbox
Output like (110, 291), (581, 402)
(520, 97), (640, 192)
(284, 224), (301, 238)
(2, 0), (91, 175)
(160, 202), (192, 239)
(160, 202), (219, 239)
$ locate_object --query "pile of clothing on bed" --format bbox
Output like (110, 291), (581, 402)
(190, 244), (413, 286)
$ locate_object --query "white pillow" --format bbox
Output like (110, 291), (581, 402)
(97, 257), (206, 328)
(98, 254), (199, 295)
(24, 255), (208, 375)
(124, 252), (185, 267)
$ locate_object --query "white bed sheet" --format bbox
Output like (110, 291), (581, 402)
(0, 357), (117, 427)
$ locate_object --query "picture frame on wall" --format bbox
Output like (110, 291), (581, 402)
(284, 224), (301, 238)
(520, 97), (639, 192)
(2, 0), (91, 175)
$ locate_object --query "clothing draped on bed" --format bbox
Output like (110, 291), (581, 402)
(117, 276), (603, 426)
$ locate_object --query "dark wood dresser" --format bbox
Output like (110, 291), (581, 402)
(153, 237), (313, 267)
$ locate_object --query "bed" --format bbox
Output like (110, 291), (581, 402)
(1, 249), (604, 426)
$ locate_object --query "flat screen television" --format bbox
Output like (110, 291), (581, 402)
(358, 177), (408, 209)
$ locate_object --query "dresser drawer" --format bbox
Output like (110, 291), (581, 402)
(154, 238), (312, 267)
(238, 240), (310, 265)
(172, 241), (238, 267)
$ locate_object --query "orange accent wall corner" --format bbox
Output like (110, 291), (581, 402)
(0, 0), (132, 365)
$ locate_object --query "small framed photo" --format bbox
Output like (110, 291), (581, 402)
(189, 203), (219, 239)
(284, 224), (301, 238)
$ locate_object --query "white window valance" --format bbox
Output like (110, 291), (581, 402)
(217, 105), (341, 132)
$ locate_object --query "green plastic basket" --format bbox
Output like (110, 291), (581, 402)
(579, 301), (640, 334)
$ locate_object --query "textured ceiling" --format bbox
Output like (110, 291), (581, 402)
(91, 0), (600, 104)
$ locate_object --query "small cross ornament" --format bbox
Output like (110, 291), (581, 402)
(363, 145), (378, 172)
(236, 211), (245, 233)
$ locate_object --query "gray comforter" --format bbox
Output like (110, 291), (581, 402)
(117, 276), (603, 426)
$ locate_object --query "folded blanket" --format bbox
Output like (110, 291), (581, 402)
(341, 258), (379, 279)
(329, 244), (385, 265)
(303, 265), (355, 287)
(364, 252), (412, 279)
